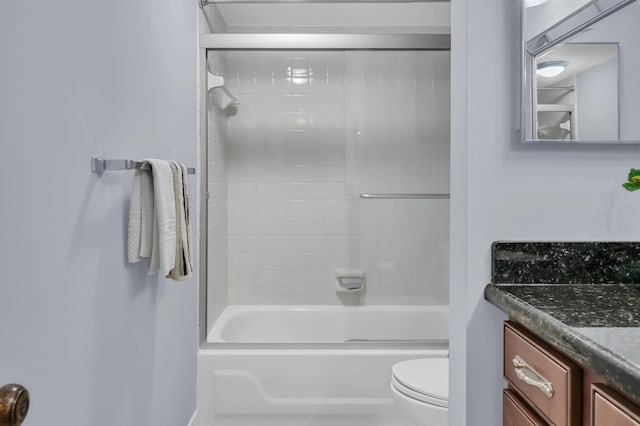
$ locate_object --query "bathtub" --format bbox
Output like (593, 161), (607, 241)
(197, 305), (448, 426)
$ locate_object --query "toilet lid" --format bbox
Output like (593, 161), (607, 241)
(392, 358), (449, 406)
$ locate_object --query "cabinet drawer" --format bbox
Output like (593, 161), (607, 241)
(504, 389), (548, 426)
(591, 384), (640, 426)
(504, 322), (581, 426)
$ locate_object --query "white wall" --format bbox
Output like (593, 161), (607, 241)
(576, 58), (618, 140)
(216, 51), (449, 306)
(573, 3), (640, 140)
(525, 0), (591, 40)
(215, 3), (450, 33)
(451, 1), (640, 425)
(0, 1), (197, 425)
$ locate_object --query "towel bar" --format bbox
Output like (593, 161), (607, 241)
(91, 157), (195, 175)
(359, 193), (450, 199)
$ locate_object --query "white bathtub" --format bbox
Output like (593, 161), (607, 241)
(197, 305), (448, 426)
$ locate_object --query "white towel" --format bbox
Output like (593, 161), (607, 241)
(127, 169), (154, 263)
(139, 170), (155, 258)
(127, 158), (192, 281)
(127, 170), (143, 263)
(146, 159), (176, 277)
(168, 161), (193, 281)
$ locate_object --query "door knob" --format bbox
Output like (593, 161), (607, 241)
(0, 384), (29, 426)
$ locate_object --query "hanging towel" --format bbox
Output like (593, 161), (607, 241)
(127, 170), (143, 263)
(138, 170), (155, 258)
(127, 158), (192, 281)
(146, 159), (177, 277)
(168, 161), (193, 281)
(127, 169), (154, 263)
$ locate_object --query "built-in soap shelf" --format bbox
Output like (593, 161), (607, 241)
(335, 270), (365, 293)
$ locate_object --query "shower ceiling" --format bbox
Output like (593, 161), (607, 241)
(214, 2), (451, 33)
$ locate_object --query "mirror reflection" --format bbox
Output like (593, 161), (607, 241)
(535, 43), (619, 140)
(523, 0), (640, 143)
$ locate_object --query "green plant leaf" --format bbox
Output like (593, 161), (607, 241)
(623, 182), (640, 191)
(629, 168), (640, 180)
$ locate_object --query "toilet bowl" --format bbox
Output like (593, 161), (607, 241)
(390, 358), (448, 426)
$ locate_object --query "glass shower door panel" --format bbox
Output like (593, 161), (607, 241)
(218, 50), (350, 309)
(344, 50), (450, 307)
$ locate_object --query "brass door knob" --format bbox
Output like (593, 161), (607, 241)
(0, 384), (29, 426)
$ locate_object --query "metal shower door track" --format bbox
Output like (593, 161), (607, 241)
(201, 0), (447, 4)
(199, 33), (451, 50)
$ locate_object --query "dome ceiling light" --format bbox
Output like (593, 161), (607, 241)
(536, 60), (569, 78)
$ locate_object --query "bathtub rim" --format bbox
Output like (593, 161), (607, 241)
(200, 340), (449, 350)
(203, 304), (450, 350)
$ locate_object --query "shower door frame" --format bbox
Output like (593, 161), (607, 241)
(198, 33), (451, 347)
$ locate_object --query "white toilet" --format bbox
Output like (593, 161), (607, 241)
(390, 358), (449, 426)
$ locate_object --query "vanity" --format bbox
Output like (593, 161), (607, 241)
(485, 242), (640, 425)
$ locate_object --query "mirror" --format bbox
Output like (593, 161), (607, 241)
(522, 0), (640, 143)
(535, 42), (618, 140)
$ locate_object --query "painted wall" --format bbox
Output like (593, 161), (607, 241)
(214, 50), (449, 307)
(0, 1), (197, 425)
(451, 1), (640, 425)
(576, 58), (618, 140)
(573, 3), (640, 140)
(525, 0), (591, 40)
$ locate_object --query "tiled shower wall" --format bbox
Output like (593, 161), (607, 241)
(212, 50), (449, 306)
(207, 52), (229, 329)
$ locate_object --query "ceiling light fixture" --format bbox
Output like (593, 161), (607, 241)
(525, 0), (549, 7)
(536, 61), (569, 78)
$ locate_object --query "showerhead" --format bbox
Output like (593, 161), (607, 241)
(211, 86), (240, 110)
(207, 72), (239, 110)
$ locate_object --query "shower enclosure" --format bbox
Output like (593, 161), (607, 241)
(198, 33), (450, 426)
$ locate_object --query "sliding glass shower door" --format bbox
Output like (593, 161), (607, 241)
(200, 36), (450, 343)
(343, 50), (450, 307)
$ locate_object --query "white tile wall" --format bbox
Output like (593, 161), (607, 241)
(206, 51), (230, 329)
(208, 50), (450, 306)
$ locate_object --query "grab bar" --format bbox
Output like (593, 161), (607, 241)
(360, 193), (450, 199)
(538, 86), (575, 92)
(92, 157), (195, 175)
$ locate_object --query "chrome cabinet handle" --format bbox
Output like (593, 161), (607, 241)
(512, 355), (554, 398)
(0, 384), (29, 426)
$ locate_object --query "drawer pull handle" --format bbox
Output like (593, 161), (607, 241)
(512, 355), (554, 398)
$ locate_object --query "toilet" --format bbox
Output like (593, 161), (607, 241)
(390, 358), (449, 426)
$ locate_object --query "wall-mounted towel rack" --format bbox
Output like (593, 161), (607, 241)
(360, 193), (450, 199)
(91, 157), (196, 175)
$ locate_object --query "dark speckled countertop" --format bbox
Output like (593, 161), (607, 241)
(485, 242), (640, 403)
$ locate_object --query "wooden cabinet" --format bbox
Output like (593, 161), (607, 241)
(591, 384), (640, 426)
(504, 389), (547, 426)
(502, 321), (640, 426)
(504, 322), (581, 426)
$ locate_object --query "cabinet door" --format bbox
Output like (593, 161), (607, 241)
(592, 384), (640, 426)
(504, 321), (581, 426)
(504, 389), (548, 426)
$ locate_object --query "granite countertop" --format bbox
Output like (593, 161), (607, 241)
(485, 242), (640, 403)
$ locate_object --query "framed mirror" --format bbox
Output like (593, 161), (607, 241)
(522, 0), (640, 143)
